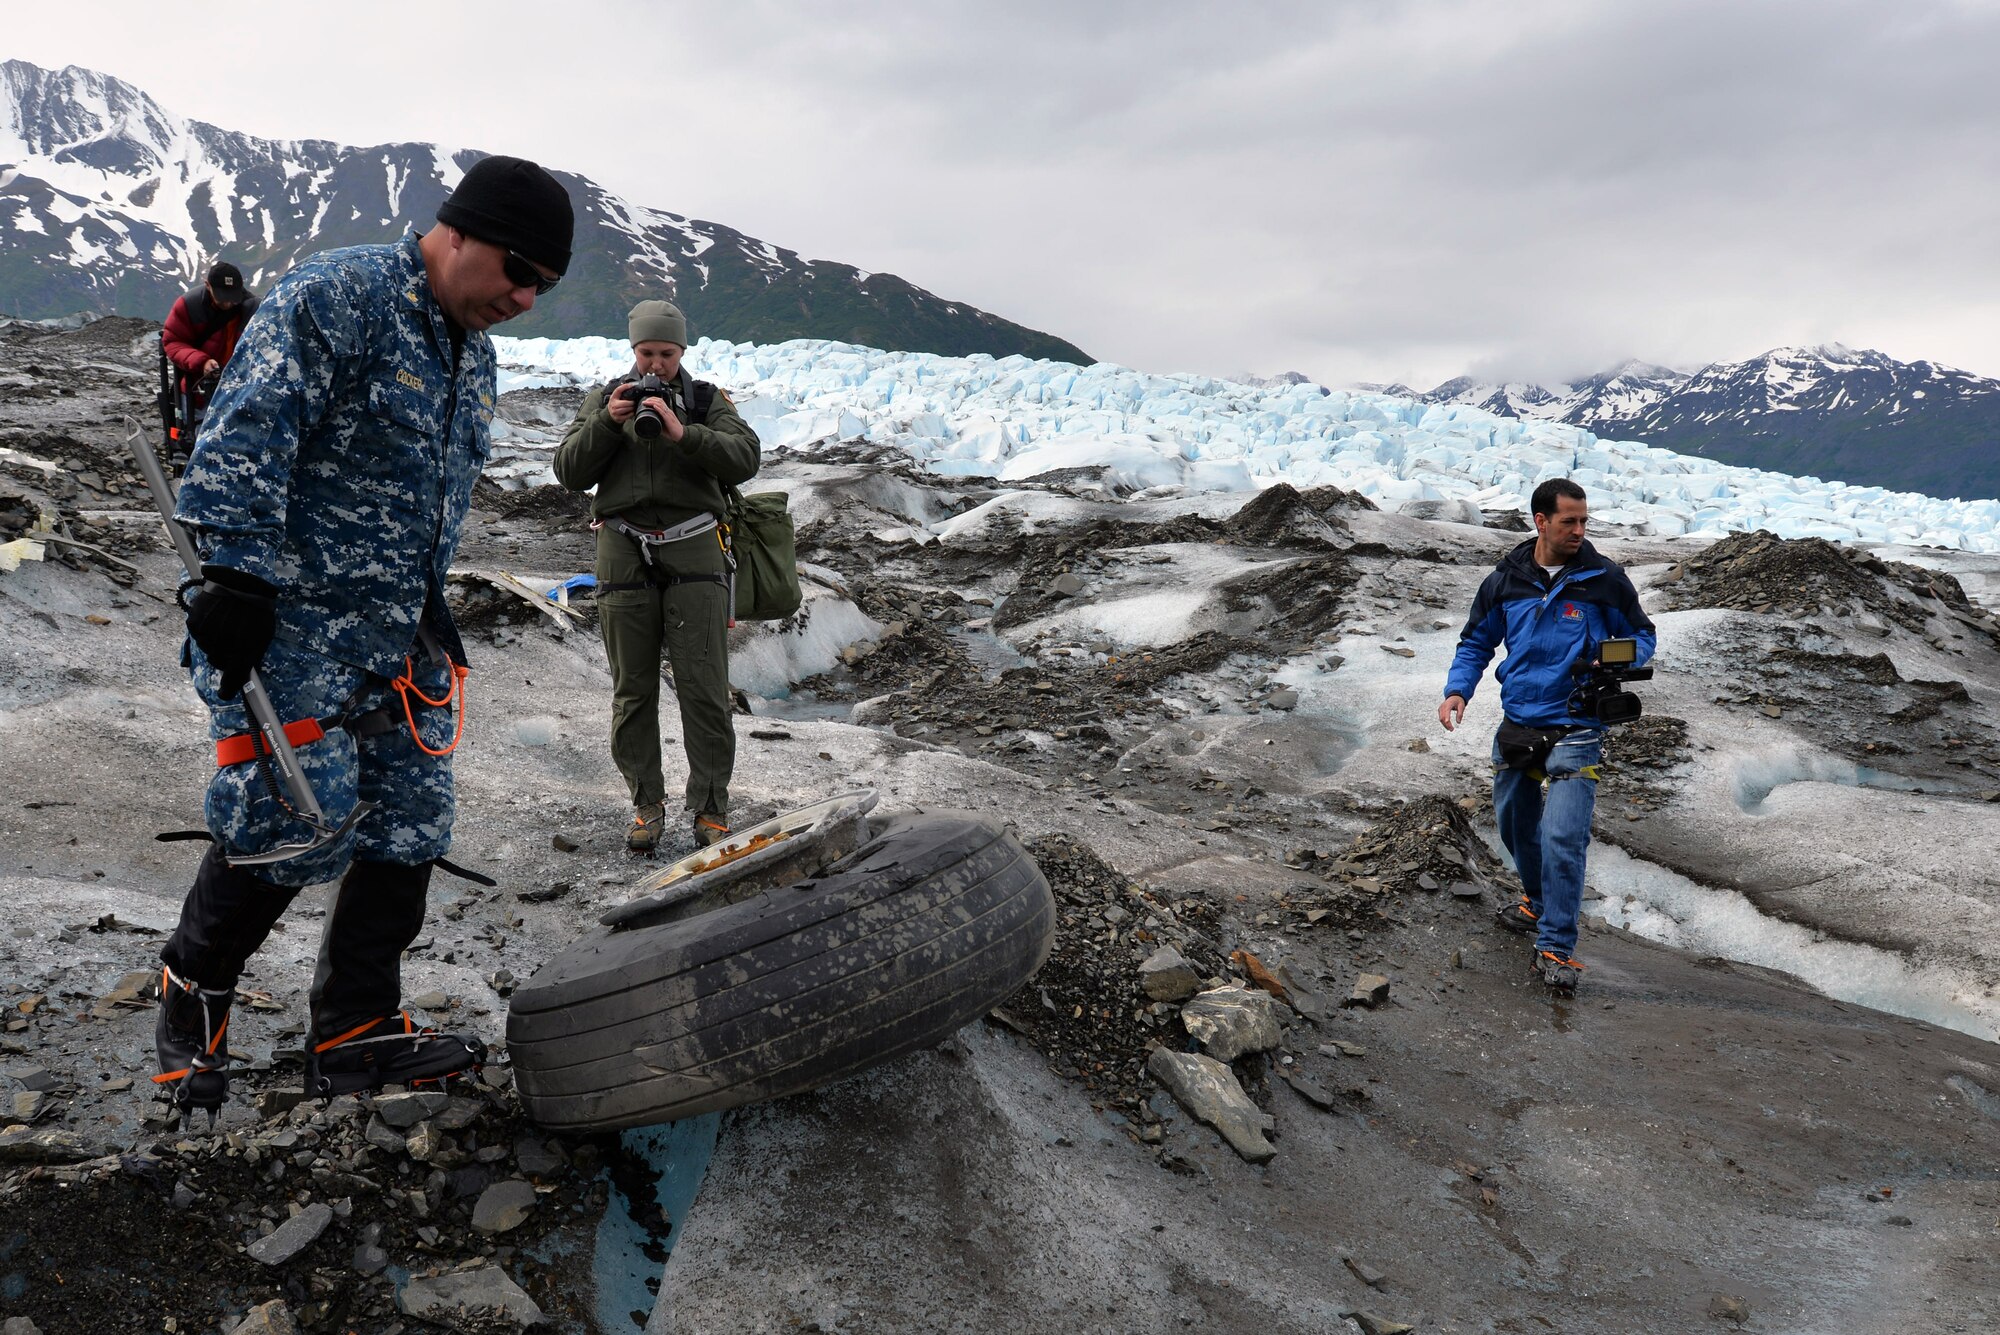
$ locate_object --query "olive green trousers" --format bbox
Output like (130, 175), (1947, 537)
(594, 525), (734, 816)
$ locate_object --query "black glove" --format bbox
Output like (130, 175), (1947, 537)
(185, 564), (278, 699)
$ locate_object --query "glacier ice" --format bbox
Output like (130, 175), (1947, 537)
(494, 334), (2000, 553)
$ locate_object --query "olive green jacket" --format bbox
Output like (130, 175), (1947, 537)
(552, 368), (761, 529)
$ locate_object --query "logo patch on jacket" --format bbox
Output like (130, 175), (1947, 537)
(1561, 601), (1582, 620)
(396, 369), (424, 391)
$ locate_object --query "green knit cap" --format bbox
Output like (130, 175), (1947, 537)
(628, 299), (688, 348)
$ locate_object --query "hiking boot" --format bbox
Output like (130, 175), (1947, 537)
(693, 810), (731, 847)
(1495, 896), (1539, 935)
(306, 1013), (485, 1097)
(152, 965), (233, 1125)
(628, 802), (667, 854)
(1532, 950), (1584, 993)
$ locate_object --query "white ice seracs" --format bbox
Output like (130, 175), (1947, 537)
(492, 334), (2000, 553)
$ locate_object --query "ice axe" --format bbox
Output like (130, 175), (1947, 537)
(123, 418), (370, 867)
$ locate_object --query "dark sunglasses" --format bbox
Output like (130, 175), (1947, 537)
(501, 249), (560, 295)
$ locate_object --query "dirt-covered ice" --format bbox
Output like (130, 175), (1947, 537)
(5, 317), (2000, 1334)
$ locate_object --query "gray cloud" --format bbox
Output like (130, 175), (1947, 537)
(9, 0), (1999, 388)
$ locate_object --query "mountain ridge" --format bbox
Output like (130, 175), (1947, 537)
(0, 59), (1090, 363)
(1384, 344), (2000, 501)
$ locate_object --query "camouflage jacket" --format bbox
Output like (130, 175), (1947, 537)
(175, 231), (494, 677)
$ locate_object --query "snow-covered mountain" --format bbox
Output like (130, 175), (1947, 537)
(1421, 359), (1694, 426)
(0, 59), (1088, 361)
(1407, 347), (2000, 501)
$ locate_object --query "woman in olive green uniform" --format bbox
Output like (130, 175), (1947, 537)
(554, 300), (762, 851)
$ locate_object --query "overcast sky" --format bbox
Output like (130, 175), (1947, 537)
(10, 0), (1999, 387)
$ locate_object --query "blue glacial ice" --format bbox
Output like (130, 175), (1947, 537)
(496, 335), (2000, 552)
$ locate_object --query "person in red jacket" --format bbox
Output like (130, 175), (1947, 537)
(160, 261), (260, 457)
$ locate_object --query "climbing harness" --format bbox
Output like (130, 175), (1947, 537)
(595, 514), (739, 627)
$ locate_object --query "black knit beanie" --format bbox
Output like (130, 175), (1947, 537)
(436, 155), (575, 275)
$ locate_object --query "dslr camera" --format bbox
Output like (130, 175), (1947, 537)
(1569, 637), (1651, 725)
(616, 373), (683, 440)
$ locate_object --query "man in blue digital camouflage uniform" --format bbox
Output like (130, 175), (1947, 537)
(154, 156), (573, 1117)
(1439, 478), (1656, 994)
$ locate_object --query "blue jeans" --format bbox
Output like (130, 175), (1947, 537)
(1491, 728), (1603, 959)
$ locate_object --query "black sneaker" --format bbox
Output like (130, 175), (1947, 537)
(306, 1012), (484, 1097)
(1532, 950), (1584, 993)
(1495, 896), (1539, 935)
(151, 966), (233, 1124)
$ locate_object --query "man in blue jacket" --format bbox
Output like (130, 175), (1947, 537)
(156, 156), (572, 1118)
(1439, 479), (1656, 992)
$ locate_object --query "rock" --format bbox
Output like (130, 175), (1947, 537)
(364, 1116), (407, 1156)
(1406, 737), (1429, 753)
(1449, 881), (1484, 899)
(1180, 985), (1283, 1061)
(1381, 645), (1415, 658)
(1265, 688), (1299, 711)
(1708, 1293), (1751, 1325)
(376, 1090), (451, 1128)
(1281, 1069), (1339, 1109)
(1760, 703), (1783, 718)
(1228, 948), (1293, 1005)
(1145, 1048), (1276, 1163)
(257, 1089), (308, 1118)
(12, 1090), (45, 1121)
(247, 1202), (332, 1266)
(1342, 1255), (1387, 1288)
(517, 882), (572, 904)
(1138, 946), (1201, 1002)
(1273, 962), (1329, 1022)
(353, 1243), (390, 1276)
(88, 968), (154, 1019)
(472, 1178), (540, 1234)
(0, 1126), (91, 1164)
(406, 1121), (442, 1162)
(399, 1263), (545, 1326)
(1343, 1311), (1415, 1335)
(1050, 572), (1084, 597)
(433, 1095), (485, 1131)
(4, 1318), (46, 1335)
(409, 990), (450, 1011)
(230, 1299), (299, 1335)
(550, 833), (579, 853)
(515, 1136), (564, 1179)
(1346, 973), (1392, 1008)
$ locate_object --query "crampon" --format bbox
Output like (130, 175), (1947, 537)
(306, 1012), (485, 1097)
(151, 965), (233, 1129)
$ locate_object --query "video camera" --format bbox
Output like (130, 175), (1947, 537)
(615, 373), (683, 441)
(1569, 637), (1651, 725)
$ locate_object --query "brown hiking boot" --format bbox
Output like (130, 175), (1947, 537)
(693, 811), (731, 847)
(628, 802), (667, 854)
